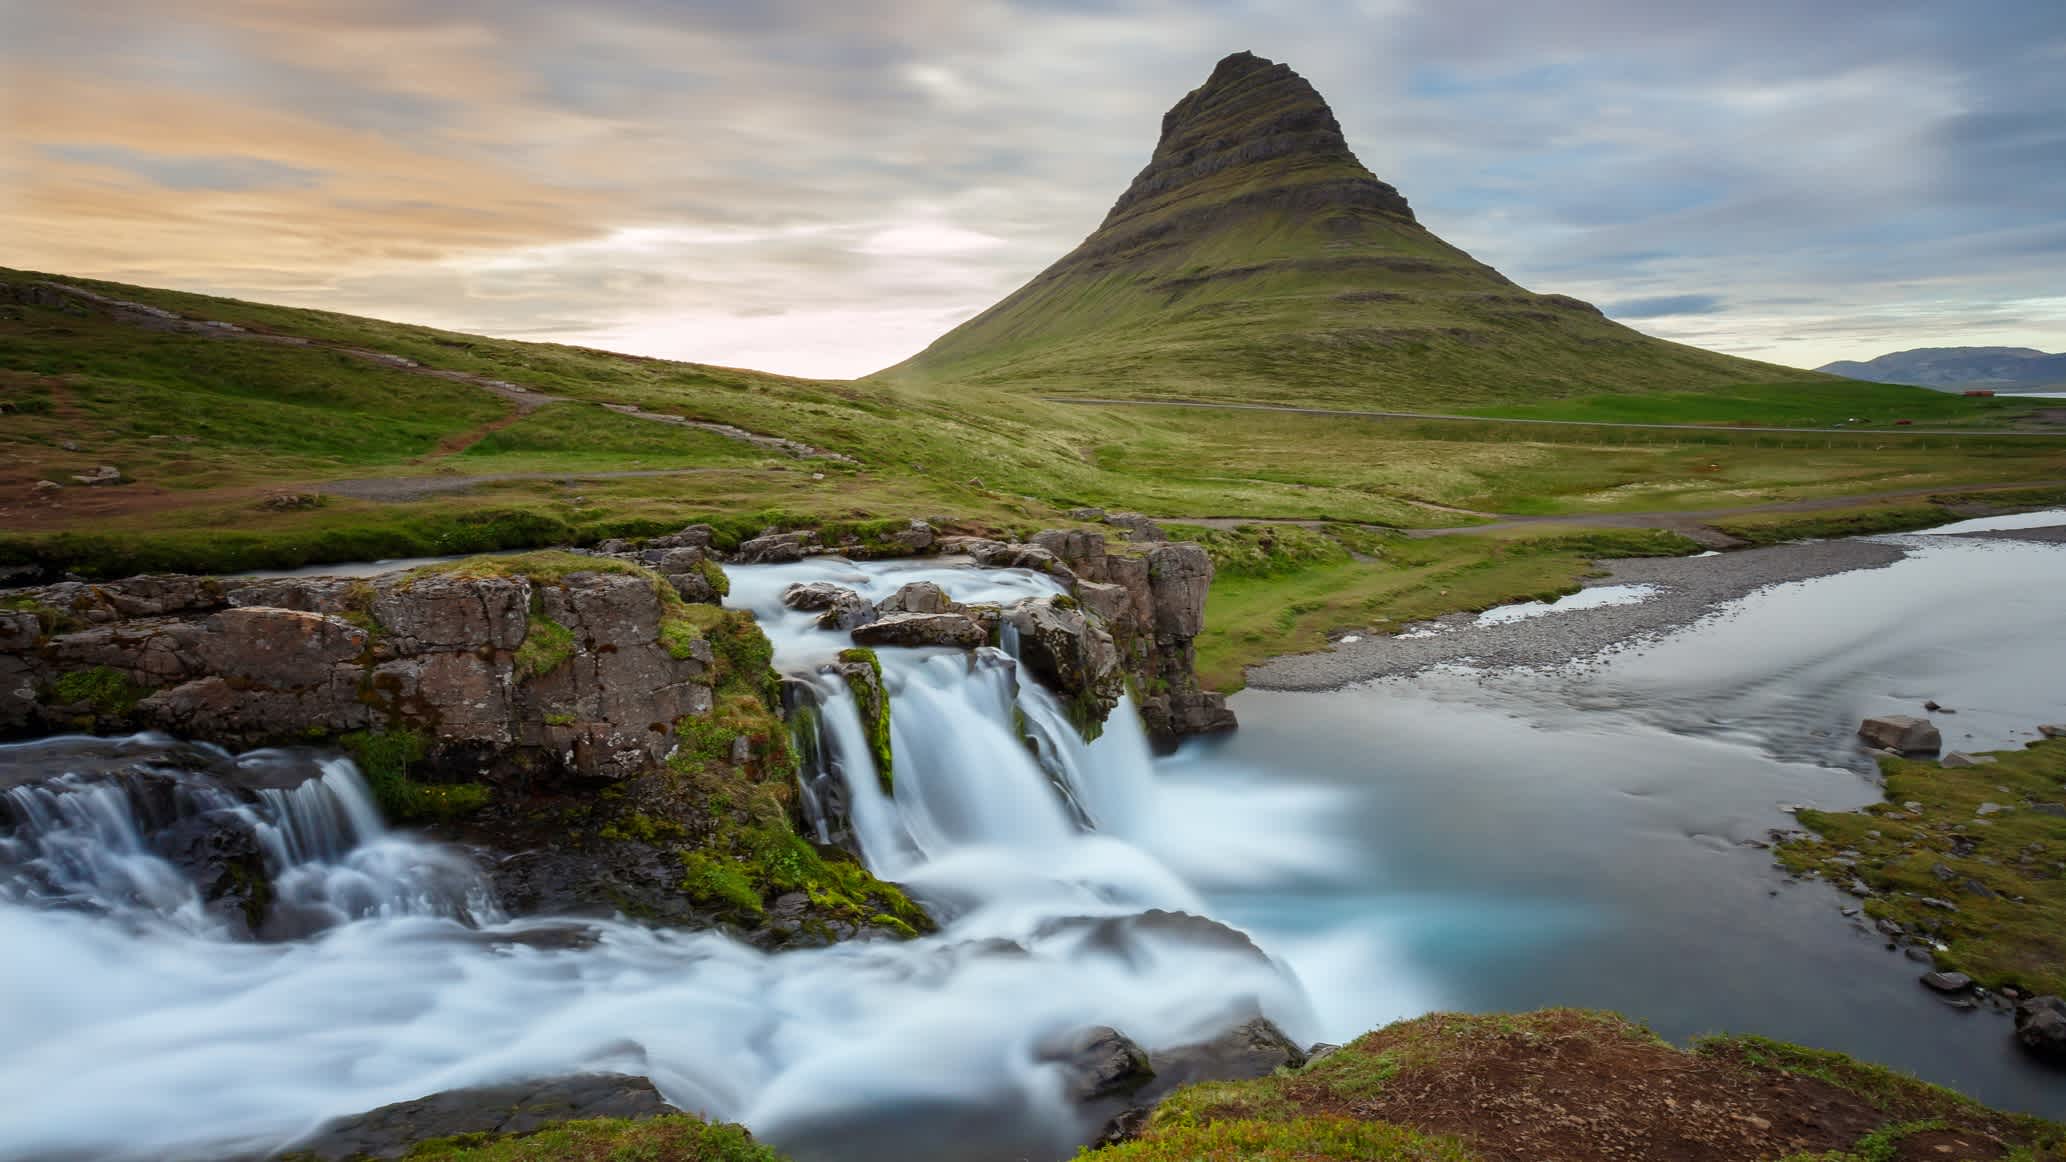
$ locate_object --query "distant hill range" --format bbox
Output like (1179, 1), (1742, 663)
(1817, 347), (2066, 393)
(876, 51), (1811, 408)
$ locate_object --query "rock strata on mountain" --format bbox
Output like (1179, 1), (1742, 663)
(880, 51), (1799, 407)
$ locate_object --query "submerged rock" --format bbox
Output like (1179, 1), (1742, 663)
(1857, 715), (1941, 755)
(1038, 1025), (1155, 1102)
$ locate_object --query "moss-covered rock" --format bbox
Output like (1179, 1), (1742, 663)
(836, 647), (893, 792)
(1090, 1010), (2062, 1162)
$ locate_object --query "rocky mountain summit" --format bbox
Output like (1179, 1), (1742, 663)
(880, 51), (1796, 406)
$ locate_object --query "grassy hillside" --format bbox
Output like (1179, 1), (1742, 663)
(4, 266), (2063, 689)
(877, 52), (1819, 410)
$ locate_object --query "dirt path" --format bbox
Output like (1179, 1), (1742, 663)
(1052, 395), (2066, 438)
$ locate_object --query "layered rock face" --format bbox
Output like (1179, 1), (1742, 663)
(1098, 50), (1415, 254)
(1, 566), (713, 782)
(880, 51), (1793, 408)
(940, 522), (1235, 739)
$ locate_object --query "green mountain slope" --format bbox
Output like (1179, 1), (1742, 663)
(877, 51), (1815, 407)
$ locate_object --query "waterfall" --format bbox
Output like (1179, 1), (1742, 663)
(0, 738), (498, 938)
(0, 555), (1370, 1162)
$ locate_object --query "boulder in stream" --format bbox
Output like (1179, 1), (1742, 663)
(850, 611), (986, 649)
(1857, 715), (1941, 755)
(2014, 996), (2066, 1063)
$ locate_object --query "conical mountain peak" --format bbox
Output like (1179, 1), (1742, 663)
(879, 53), (1791, 407)
(1103, 51), (1413, 229)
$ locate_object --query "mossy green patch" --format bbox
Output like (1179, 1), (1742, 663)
(1695, 1032), (2060, 1147)
(837, 647), (894, 792)
(401, 1114), (784, 1161)
(1710, 503), (1955, 544)
(1083, 1116), (1480, 1161)
(1774, 739), (2066, 994)
(513, 613), (575, 679)
(340, 728), (491, 824)
(48, 665), (145, 715)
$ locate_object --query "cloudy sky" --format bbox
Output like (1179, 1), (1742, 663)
(6, 0), (2063, 378)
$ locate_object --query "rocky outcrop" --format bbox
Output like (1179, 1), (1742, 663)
(1045, 1013), (1307, 1147)
(2, 561), (717, 783)
(1858, 715), (1942, 755)
(1018, 529), (1234, 739)
(1007, 597), (1122, 724)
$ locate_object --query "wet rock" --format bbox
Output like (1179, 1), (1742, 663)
(287, 1074), (673, 1161)
(850, 612), (986, 649)
(1007, 597), (1122, 714)
(876, 580), (956, 616)
(154, 813), (271, 938)
(784, 582), (859, 612)
(1144, 1016), (1308, 1097)
(1921, 970), (1973, 994)
(1038, 1026), (1155, 1102)
(2015, 996), (2066, 1063)
(2037, 724), (2066, 740)
(1857, 715), (1942, 755)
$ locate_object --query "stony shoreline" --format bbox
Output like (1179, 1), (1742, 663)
(1245, 518), (2066, 691)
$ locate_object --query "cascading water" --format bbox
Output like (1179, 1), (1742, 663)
(9, 526), (2066, 1159)
(0, 735), (497, 939)
(0, 557), (1375, 1162)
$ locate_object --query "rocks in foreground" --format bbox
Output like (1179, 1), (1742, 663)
(1857, 714), (1942, 755)
(284, 1074), (674, 1161)
(2015, 995), (2066, 1063)
(1775, 735), (2066, 1063)
(1091, 1009), (2062, 1161)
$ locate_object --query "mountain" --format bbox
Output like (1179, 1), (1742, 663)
(877, 51), (1810, 408)
(1818, 347), (2066, 393)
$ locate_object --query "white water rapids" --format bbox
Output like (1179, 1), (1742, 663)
(0, 557), (1378, 1162)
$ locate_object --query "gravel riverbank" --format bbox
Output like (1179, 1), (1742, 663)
(1245, 521), (2065, 691)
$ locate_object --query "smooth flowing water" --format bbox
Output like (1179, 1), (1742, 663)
(2, 524), (2063, 1160)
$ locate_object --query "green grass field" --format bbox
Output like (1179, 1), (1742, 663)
(1464, 380), (2037, 430)
(6, 268), (2065, 688)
